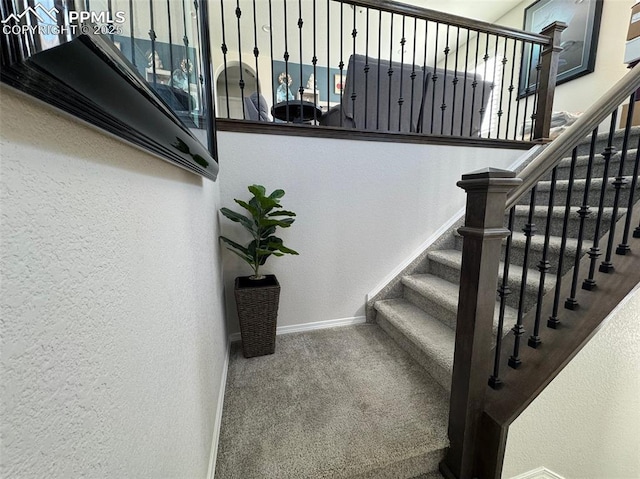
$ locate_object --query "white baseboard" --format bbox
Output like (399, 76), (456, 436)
(206, 336), (231, 479)
(509, 467), (565, 479)
(228, 315), (367, 342)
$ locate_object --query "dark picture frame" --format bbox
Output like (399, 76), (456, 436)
(518, 0), (603, 98)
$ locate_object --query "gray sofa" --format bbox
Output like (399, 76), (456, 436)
(320, 54), (492, 136)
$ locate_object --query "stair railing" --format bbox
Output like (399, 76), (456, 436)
(443, 64), (640, 479)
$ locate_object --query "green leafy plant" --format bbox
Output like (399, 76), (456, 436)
(220, 185), (298, 280)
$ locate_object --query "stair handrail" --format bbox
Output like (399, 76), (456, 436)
(506, 65), (640, 210)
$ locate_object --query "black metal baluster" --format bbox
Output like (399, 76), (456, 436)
(420, 20), (429, 133)
(312, 0), (318, 123)
(107, 0), (114, 41)
(166, 0), (174, 75)
(618, 135), (640, 252)
(440, 24), (450, 135)
(468, 32), (479, 137)
(327, 0), (330, 124)
(530, 168), (557, 346)
(489, 206), (515, 389)
(252, 0), (261, 114)
(234, 0), (245, 118)
(283, 0), (290, 122)
(397, 15), (406, 132)
(363, 7), (370, 129)
(512, 42), (525, 140)
(220, 0), (230, 117)
(351, 6), (358, 128)
(505, 39), (518, 139)
(149, 0), (157, 89)
(339, 0), (344, 127)
(376, 10), (382, 130)
(583, 111), (618, 290)
(460, 29), (470, 137)
(478, 34), (489, 138)
(529, 45), (542, 141)
(193, 1), (204, 117)
(430, 22), (439, 134)
(496, 37), (508, 140)
(509, 186), (537, 369)
(268, 0), (276, 120)
(520, 43), (534, 141)
(298, 0), (304, 118)
(128, 0), (136, 67)
(409, 17), (417, 133)
(387, 12), (394, 130)
(565, 128), (599, 310)
(601, 94), (636, 272)
(450, 26), (460, 136)
(487, 35), (499, 139)
(548, 148), (578, 328)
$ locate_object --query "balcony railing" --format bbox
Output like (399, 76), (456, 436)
(211, 0), (563, 143)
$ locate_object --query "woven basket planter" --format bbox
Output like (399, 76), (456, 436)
(234, 275), (280, 358)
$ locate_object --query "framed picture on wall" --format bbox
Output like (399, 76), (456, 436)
(518, 0), (603, 98)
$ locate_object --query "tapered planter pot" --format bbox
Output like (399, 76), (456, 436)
(235, 275), (280, 358)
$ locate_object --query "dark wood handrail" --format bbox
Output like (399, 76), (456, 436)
(343, 0), (553, 45)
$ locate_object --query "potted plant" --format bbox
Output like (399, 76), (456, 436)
(220, 185), (298, 358)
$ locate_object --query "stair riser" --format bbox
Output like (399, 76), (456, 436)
(403, 287), (456, 330)
(518, 183), (638, 208)
(375, 310), (452, 393)
(554, 156), (638, 181)
(511, 210), (624, 241)
(427, 258), (550, 313)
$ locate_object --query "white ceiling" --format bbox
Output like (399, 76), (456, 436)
(399, 0), (524, 25)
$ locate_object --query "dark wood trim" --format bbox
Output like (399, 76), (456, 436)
(345, 0), (552, 45)
(475, 204), (640, 478)
(216, 119), (540, 150)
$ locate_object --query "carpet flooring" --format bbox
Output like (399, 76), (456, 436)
(214, 323), (449, 478)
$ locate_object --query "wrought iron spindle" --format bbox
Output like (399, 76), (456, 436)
(376, 10), (382, 130)
(600, 93), (636, 272)
(618, 136), (640, 252)
(450, 26), (460, 136)
(387, 12), (394, 130)
(548, 148), (578, 328)
(583, 111), (618, 290)
(460, 29), (470, 137)
(519, 43), (534, 141)
(529, 47), (542, 141)
(468, 32), (479, 137)
(327, 0), (330, 125)
(312, 0), (318, 123)
(512, 42), (524, 140)
(363, 7), (370, 129)
(509, 186), (537, 369)
(478, 34), (490, 138)
(505, 39), (518, 139)
(107, 0), (114, 41)
(128, 0), (136, 67)
(268, 0), (275, 120)
(351, 6), (357, 127)
(166, 0), (174, 75)
(235, 0), (245, 118)
(193, 1), (204, 115)
(409, 17), (418, 133)
(430, 22), (439, 134)
(487, 35), (499, 139)
(420, 20), (429, 133)
(283, 0), (290, 121)
(298, 0), (304, 118)
(253, 0), (262, 113)
(489, 206), (515, 389)
(220, 0), (230, 117)
(398, 16), (406, 132)
(339, 0), (344, 127)
(496, 38), (509, 139)
(149, 0), (157, 89)
(530, 168), (557, 346)
(440, 24), (450, 135)
(565, 128), (599, 310)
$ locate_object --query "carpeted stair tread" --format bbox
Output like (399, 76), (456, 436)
(375, 299), (454, 391)
(513, 205), (625, 220)
(400, 274), (517, 333)
(535, 175), (638, 192)
(509, 231), (579, 255)
(557, 148), (637, 168)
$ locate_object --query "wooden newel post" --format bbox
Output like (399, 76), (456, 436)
(440, 168), (522, 479)
(533, 21), (567, 141)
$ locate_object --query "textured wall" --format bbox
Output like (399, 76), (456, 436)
(0, 86), (227, 478)
(503, 286), (640, 478)
(217, 131), (523, 333)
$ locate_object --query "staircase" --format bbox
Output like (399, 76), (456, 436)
(367, 127), (640, 475)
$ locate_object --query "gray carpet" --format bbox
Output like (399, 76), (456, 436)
(215, 323), (449, 479)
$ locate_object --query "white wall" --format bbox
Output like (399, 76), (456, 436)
(217, 132), (524, 333)
(0, 86), (227, 478)
(502, 286), (640, 479)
